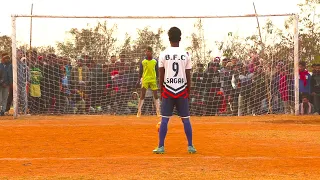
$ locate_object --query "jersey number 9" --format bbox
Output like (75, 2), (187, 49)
(172, 62), (179, 77)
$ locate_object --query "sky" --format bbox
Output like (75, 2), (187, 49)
(0, 0), (304, 56)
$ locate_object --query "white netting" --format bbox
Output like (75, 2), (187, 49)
(13, 15), (296, 117)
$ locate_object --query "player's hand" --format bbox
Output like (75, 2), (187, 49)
(136, 81), (140, 88)
(312, 92), (316, 96)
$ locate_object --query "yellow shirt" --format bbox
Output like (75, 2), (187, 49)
(141, 59), (158, 83)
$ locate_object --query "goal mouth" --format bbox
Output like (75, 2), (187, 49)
(10, 14), (299, 118)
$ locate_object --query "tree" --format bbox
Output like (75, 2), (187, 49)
(284, 0), (320, 64)
(215, 32), (252, 61)
(56, 21), (118, 63)
(0, 35), (12, 55)
(34, 45), (55, 54)
(119, 27), (164, 62)
(187, 19), (212, 66)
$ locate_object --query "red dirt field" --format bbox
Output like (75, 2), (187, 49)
(0, 115), (320, 179)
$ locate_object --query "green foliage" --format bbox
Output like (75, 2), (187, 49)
(115, 27), (165, 62)
(215, 0), (320, 68)
(33, 45), (55, 54)
(56, 21), (118, 63)
(186, 19), (212, 65)
(0, 35), (12, 55)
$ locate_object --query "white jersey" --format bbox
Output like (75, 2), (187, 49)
(159, 47), (192, 97)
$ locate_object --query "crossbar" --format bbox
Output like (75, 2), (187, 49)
(11, 14), (295, 19)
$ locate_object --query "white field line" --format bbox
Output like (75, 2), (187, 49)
(0, 156), (320, 161)
(0, 121), (309, 127)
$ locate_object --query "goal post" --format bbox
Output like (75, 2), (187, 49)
(11, 13), (299, 119)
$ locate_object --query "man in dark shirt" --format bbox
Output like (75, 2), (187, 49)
(311, 64), (320, 114)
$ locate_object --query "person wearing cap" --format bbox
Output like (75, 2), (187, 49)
(311, 63), (320, 114)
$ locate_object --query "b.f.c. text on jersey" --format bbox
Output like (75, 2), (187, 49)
(165, 54), (186, 61)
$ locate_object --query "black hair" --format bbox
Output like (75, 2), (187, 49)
(299, 61), (306, 67)
(168, 27), (181, 43)
(111, 55), (116, 58)
(146, 46), (153, 52)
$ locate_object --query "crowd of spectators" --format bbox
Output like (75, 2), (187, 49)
(0, 50), (319, 116)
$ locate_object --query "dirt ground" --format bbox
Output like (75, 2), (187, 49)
(0, 115), (320, 180)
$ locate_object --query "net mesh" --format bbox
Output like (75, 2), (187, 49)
(13, 16), (296, 116)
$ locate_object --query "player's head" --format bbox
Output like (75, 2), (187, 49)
(168, 27), (181, 46)
(146, 46), (153, 58)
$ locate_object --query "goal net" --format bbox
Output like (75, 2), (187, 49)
(11, 14), (299, 118)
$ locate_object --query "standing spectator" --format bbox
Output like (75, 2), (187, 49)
(248, 51), (259, 73)
(271, 61), (284, 113)
(299, 96), (314, 115)
(252, 65), (267, 115)
(204, 62), (222, 115)
(18, 52), (28, 114)
(299, 61), (311, 102)
(29, 60), (43, 114)
(0, 53), (13, 116)
(278, 66), (290, 114)
(223, 62), (234, 114)
(5, 53), (14, 115)
(190, 63), (206, 115)
(238, 64), (254, 116)
(40, 54), (51, 113)
(90, 58), (104, 112)
(231, 63), (241, 116)
(47, 54), (62, 114)
(311, 64), (320, 114)
(60, 66), (71, 113)
(71, 56), (90, 113)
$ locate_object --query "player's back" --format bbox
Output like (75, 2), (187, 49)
(159, 47), (191, 98)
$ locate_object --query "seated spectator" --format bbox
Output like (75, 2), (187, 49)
(127, 92), (139, 114)
(299, 96), (314, 115)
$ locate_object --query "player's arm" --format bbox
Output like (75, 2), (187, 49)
(139, 61), (143, 79)
(158, 54), (165, 96)
(136, 61), (143, 87)
(186, 54), (192, 98)
(186, 69), (191, 98)
(155, 59), (159, 78)
(159, 67), (164, 95)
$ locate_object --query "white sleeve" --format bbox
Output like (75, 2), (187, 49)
(185, 54), (192, 69)
(158, 53), (164, 68)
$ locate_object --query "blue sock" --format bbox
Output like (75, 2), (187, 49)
(182, 118), (193, 146)
(158, 117), (169, 147)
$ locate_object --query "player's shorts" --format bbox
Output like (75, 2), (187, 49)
(142, 81), (158, 90)
(161, 96), (190, 118)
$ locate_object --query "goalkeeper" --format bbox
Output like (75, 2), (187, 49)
(136, 47), (160, 117)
